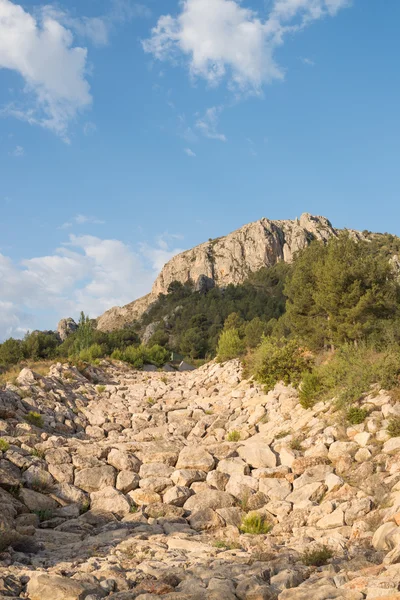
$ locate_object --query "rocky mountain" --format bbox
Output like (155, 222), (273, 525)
(1, 358), (400, 598)
(97, 213), (362, 332)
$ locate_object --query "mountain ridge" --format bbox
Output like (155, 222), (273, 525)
(96, 213), (364, 332)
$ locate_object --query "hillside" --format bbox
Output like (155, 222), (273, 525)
(2, 359), (400, 598)
(97, 213), (364, 332)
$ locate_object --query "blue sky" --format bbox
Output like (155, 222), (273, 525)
(0, 0), (399, 339)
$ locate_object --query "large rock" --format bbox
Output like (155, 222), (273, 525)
(74, 465), (116, 493)
(238, 443), (277, 469)
(176, 446), (215, 472)
(57, 318), (78, 341)
(90, 486), (131, 517)
(184, 490), (235, 512)
(26, 573), (98, 600)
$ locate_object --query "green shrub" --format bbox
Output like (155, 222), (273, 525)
(122, 345), (147, 368)
(34, 509), (54, 522)
(79, 343), (106, 363)
(387, 416), (400, 438)
(146, 345), (170, 367)
(346, 406), (369, 425)
(24, 411), (44, 428)
(111, 349), (123, 360)
(217, 328), (246, 362)
(226, 430), (241, 442)
(240, 513), (272, 535)
(0, 438), (9, 452)
(301, 545), (333, 566)
(290, 438), (303, 451)
(299, 371), (324, 409)
(30, 447), (46, 459)
(249, 336), (313, 391)
(96, 385), (106, 394)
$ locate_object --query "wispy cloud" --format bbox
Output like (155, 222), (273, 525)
(196, 107), (226, 142)
(184, 147), (196, 157)
(60, 214), (105, 230)
(143, 0), (350, 95)
(9, 145), (24, 157)
(300, 56), (316, 66)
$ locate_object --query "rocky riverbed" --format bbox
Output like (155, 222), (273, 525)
(1, 359), (400, 599)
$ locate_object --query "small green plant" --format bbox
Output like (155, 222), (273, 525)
(240, 513), (272, 535)
(213, 540), (241, 550)
(24, 411), (44, 428)
(130, 505), (138, 513)
(0, 438), (10, 452)
(275, 430), (291, 439)
(34, 509), (54, 522)
(30, 447), (46, 459)
(31, 477), (53, 493)
(160, 376), (168, 385)
(346, 406), (369, 425)
(96, 385), (106, 394)
(9, 485), (21, 498)
(301, 545), (333, 566)
(146, 397), (155, 406)
(387, 416), (400, 438)
(290, 438), (303, 451)
(205, 409), (213, 415)
(226, 430), (241, 442)
(79, 500), (90, 514)
(299, 371), (324, 409)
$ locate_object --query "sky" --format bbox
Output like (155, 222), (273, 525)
(0, 0), (399, 340)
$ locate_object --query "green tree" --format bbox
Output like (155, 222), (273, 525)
(180, 328), (207, 359)
(244, 317), (266, 348)
(224, 312), (244, 332)
(216, 328), (245, 362)
(0, 338), (24, 366)
(284, 234), (399, 349)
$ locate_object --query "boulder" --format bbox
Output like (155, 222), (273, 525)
(90, 486), (131, 517)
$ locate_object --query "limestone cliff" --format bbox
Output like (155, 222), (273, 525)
(97, 213), (359, 332)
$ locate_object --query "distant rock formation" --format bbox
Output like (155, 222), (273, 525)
(57, 318), (78, 341)
(97, 213), (363, 332)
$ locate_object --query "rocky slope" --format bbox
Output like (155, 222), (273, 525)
(1, 359), (400, 598)
(97, 213), (363, 332)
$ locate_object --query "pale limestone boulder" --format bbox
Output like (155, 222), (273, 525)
(225, 473), (258, 500)
(129, 488), (161, 506)
(217, 457), (250, 476)
(206, 470), (229, 491)
(171, 469), (206, 486)
(355, 448), (371, 462)
(26, 574), (91, 600)
(22, 465), (54, 489)
(0, 460), (22, 487)
(189, 508), (224, 531)
(237, 443), (277, 468)
(74, 465), (116, 493)
(176, 446), (215, 472)
(328, 441), (358, 461)
(48, 463), (74, 484)
(163, 485), (192, 506)
(45, 448), (71, 464)
(384, 437), (400, 455)
(19, 488), (58, 512)
(107, 448), (141, 472)
(372, 523), (400, 550)
(184, 489), (235, 512)
(354, 431), (371, 447)
(139, 476), (172, 493)
(139, 462), (174, 478)
(90, 486), (130, 517)
(316, 507), (345, 529)
(278, 585), (363, 599)
(279, 447), (296, 468)
(259, 477), (292, 501)
(286, 482), (326, 506)
(116, 470), (139, 494)
(52, 482), (88, 506)
(325, 473), (343, 492)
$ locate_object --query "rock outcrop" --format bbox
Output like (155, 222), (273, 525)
(97, 213), (362, 332)
(57, 318), (78, 341)
(1, 359), (400, 598)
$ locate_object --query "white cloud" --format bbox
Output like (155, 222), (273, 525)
(83, 121), (97, 136)
(184, 147), (196, 157)
(300, 56), (315, 66)
(196, 106), (226, 142)
(143, 0), (350, 94)
(60, 214), (105, 229)
(0, 0), (92, 140)
(0, 233), (184, 341)
(9, 144), (24, 157)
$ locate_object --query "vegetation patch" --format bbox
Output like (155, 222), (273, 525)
(0, 438), (10, 452)
(387, 416), (400, 438)
(226, 430), (241, 442)
(301, 545), (333, 567)
(24, 411), (44, 428)
(240, 513), (272, 535)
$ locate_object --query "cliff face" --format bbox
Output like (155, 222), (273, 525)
(96, 213), (353, 332)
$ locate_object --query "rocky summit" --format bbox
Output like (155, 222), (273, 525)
(1, 359), (400, 599)
(97, 213), (364, 332)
